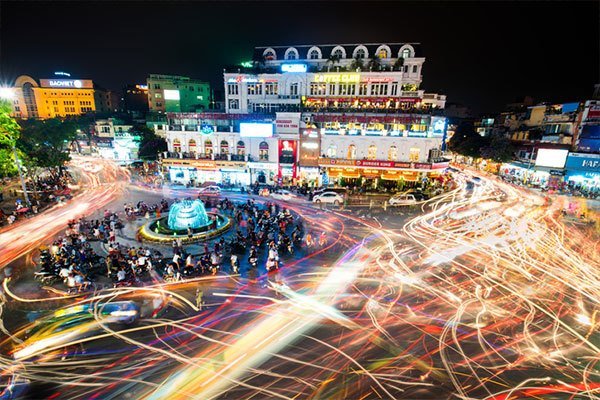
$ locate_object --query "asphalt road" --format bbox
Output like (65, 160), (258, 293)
(0, 159), (599, 400)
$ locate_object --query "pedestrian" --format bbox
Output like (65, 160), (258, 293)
(187, 224), (193, 239)
(195, 288), (204, 310)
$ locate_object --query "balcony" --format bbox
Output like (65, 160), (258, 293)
(162, 152), (252, 162)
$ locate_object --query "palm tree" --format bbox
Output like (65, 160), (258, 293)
(368, 55), (381, 71)
(350, 56), (364, 71)
(326, 55), (341, 72)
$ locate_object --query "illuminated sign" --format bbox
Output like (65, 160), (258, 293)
(535, 149), (569, 168)
(430, 116), (447, 135)
(164, 90), (180, 100)
(227, 77), (259, 83)
(281, 64), (307, 73)
(240, 123), (273, 138)
(135, 84), (148, 90)
(48, 79), (82, 88)
(301, 142), (319, 149)
(54, 71), (71, 77)
(361, 77), (395, 83)
(200, 124), (214, 134)
(240, 61), (253, 68)
(314, 73), (360, 83)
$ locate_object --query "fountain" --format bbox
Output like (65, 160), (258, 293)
(138, 199), (231, 244)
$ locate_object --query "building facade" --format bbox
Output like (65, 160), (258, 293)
(10, 74), (108, 119)
(147, 74), (211, 113)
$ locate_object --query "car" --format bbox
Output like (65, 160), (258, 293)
(198, 185), (221, 194)
(270, 189), (294, 201)
(312, 191), (344, 205)
(388, 193), (417, 206)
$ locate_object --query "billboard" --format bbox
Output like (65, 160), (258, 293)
(535, 149), (569, 168)
(40, 79), (93, 89)
(278, 139), (297, 164)
(275, 112), (300, 134)
(240, 123), (273, 137)
(281, 64), (307, 73)
(565, 153), (600, 172)
(164, 90), (180, 100)
(429, 116), (447, 136)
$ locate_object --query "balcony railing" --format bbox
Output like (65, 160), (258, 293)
(162, 151), (253, 162)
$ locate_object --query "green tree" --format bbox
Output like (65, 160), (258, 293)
(447, 121), (487, 158)
(480, 133), (515, 163)
(368, 55), (381, 71)
(17, 118), (77, 169)
(393, 57), (405, 71)
(0, 100), (21, 178)
(132, 124), (167, 160)
(350, 57), (364, 71)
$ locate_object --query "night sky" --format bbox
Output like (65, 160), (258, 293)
(1, 1), (598, 114)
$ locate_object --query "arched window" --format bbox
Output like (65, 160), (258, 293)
(367, 145), (377, 160)
(376, 45), (391, 59)
(388, 145), (398, 161)
(237, 140), (245, 155)
(173, 139), (181, 153)
(220, 140), (229, 154)
(326, 145), (337, 158)
(204, 139), (213, 155)
(331, 46), (346, 59)
(285, 48), (299, 60)
(355, 48), (366, 59)
(188, 139), (197, 153)
(259, 141), (269, 161)
(309, 49), (320, 59)
(401, 48), (412, 59)
(347, 144), (356, 159)
(263, 48), (276, 60)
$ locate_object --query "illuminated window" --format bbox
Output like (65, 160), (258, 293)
(173, 139), (181, 153)
(388, 146), (397, 161)
(188, 139), (197, 153)
(204, 140), (213, 155)
(379, 49), (388, 58)
(347, 144), (357, 159)
(401, 48), (411, 59)
(259, 141), (269, 161)
(247, 83), (262, 95)
(367, 145), (377, 160)
(237, 140), (245, 155)
(310, 83), (326, 96)
(328, 83), (336, 95)
(326, 145), (337, 158)
(359, 83), (368, 96)
(265, 82), (278, 95)
(409, 148), (420, 162)
(220, 140), (229, 155)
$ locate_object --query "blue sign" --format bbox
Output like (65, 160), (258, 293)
(281, 64), (307, 73)
(565, 153), (600, 172)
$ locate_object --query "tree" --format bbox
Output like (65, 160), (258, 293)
(326, 55), (341, 72)
(480, 133), (515, 163)
(393, 57), (405, 71)
(132, 124), (167, 160)
(350, 57), (364, 71)
(368, 55), (381, 71)
(17, 118), (77, 169)
(447, 121), (487, 158)
(0, 100), (21, 178)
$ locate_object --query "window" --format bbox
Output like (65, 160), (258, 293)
(409, 148), (420, 162)
(237, 140), (245, 155)
(227, 83), (239, 95)
(220, 140), (229, 155)
(378, 49), (388, 58)
(264, 50), (276, 60)
(153, 84), (161, 89)
(412, 65), (418, 73)
(403, 65), (408, 73)
(259, 141), (269, 161)
(359, 83), (368, 96)
(189, 139), (197, 153)
(310, 83), (326, 96)
(332, 47), (344, 59)
(290, 83), (299, 96)
(326, 145), (337, 158)
(285, 48), (298, 60)
(204, 140), (213, 155)
(328, 83), (336, 95)
(401, 48), (411, 59)
(371, 84), (388, 96)
(309, 49), (320, 59)
(355, 48), (366, 59)
(367, 145), (377, 160)
(347, 144), (357, 159)
(228, 99), (239, 109)
(247, 83), (262, 95)
(265, 82), (278, 95)
(391, 83), (398, 96)
(173, 139), (181, 152)
(388, 146), (397, 161)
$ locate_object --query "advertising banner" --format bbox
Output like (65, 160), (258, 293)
(275, 113), (301, 135)
(565, 153), (600, 172)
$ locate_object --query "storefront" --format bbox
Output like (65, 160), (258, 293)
(217, 161), (250, 186)
(565, 153), (600, 189)
(247, 162), (278, 185)
(163, 159), (219, 185)
(499, 162), (558, 188)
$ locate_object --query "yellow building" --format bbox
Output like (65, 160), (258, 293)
(11, 74), (111, 119)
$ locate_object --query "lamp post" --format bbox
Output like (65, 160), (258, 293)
(0, 88), (31, 206)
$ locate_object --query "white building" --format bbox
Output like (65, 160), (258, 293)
(224, 43), (445, 114)
(94, 118), (133, 138)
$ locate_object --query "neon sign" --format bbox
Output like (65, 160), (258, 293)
(281, 64), (307, 73)
(54, 71), (71, 77)
(227, 77), (259, 83)
(314, 73), (360, 83)
(48, 79), (83, 88)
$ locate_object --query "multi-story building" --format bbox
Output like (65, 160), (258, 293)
(161, 42), (449, 188)
(9, 73), (111, 119)
(122, 84), (149, 117)
(147, 74), (211, 113)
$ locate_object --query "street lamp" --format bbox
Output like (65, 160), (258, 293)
(0, 87), (31, 206)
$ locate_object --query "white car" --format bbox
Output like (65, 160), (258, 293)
(270, 189), (294, 201)
(313, 192), (344, 205)
(388, 194), (417, 206)
(198, 185), (221, 194)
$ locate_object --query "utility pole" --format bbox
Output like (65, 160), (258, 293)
(12, 141), (30, 206)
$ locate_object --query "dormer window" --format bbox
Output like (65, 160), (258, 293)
(285, 47), (299, 60)
(355, 48), (366, 59)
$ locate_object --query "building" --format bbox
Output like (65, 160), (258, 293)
(161, 42), (449, 188)
(224, 43), (445, 114)
(121, 84), (149, 117)
(147, 74), (211, 113)
(94, 118), (134, 138)
(9, 73), (109, 119)
(92, 119), (140, 163)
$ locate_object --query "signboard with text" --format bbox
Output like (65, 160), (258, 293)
(275, 112), (301, 134)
